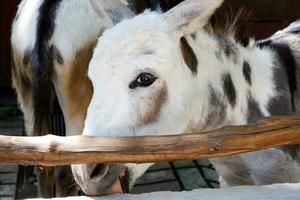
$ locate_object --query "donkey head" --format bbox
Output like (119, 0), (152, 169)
(72, 0), (224, 195)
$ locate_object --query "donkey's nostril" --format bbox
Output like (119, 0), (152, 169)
(89, 164), (109, 179)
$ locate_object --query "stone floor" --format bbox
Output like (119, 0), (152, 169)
(133, 160), (219, 194)
(0, 115), (23, 200)
(0, 95), (220, 199)
(0, 165), (18, 200)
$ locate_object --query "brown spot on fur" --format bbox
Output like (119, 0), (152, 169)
(59, 41), (95, 132)
(12, 49), (35, 107)
(247, 93), (263, 123)
(191, 33), (196, 40)
(53, 46), (64, 65)
(11, 49), (36, 136)
(204, 86), (227, 129)
(23, 50), (31, 66)
(180, 37), (198, 75)
(139, 83), (167, 126)
(12, 50), (33, 96)
(267, 58), (294, 116)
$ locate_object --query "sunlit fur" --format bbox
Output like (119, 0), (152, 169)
(85, 0), (300, 192)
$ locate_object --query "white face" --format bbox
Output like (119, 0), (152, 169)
(85, 13), (196, 137)
(72, 0), (224, 195)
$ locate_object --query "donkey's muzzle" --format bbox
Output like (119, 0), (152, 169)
(71, 163), (122, 195)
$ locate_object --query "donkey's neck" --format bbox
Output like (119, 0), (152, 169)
(184, 31), (291, 132)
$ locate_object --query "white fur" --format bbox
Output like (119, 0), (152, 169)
(11, 0), (44, 137)
(85, 2), (276, 137)
(11, 0), (131, 136)
(11, 0), (133, 195)
(85, 0), (299, 190)
(51, 0), (109, 136)
(11, 0), (42, 53)
(13, 0), (299, 194)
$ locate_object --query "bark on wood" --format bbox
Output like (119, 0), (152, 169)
(0, 116), (300, 166)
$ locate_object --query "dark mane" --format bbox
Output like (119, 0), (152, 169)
(129, 0), (183, 13)
(206, 9), (251, 47)
(130, 0), (249, 46)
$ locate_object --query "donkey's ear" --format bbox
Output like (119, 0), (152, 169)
(91, 0), (134, 27)
(164, 0), (223, 35)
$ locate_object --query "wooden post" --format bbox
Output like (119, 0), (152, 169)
(0, 116), (300, 166)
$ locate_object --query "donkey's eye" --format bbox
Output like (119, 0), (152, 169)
(129, 73), (157, 89)
(137, 73), (156, 85)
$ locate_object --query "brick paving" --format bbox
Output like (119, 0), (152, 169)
(133, 161), (220, 194)
(0, 116), (23, 200)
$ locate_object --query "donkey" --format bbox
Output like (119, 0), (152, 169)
(71, 0), (300, 195)
(11, 0), (134, 196)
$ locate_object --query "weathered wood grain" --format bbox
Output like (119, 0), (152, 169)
(0, 116), (299, 166)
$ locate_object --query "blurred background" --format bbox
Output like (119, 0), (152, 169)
(0, 0), (299, 199)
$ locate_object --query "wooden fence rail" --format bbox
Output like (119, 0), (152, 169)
(0, 116), (300, 166)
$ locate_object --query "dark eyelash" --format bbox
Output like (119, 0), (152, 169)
(129, 73), (157, 89)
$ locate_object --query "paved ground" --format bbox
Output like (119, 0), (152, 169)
(0, 115), (23, 200)
(0, 95), (220, 198)
(133, 160), (219, 194)
(0, 165), (18, 200)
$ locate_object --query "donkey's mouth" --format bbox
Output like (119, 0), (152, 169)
(103, 169), (129, 194)
(71, 163), (127, 195)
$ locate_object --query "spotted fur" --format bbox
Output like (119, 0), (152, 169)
(204, 86), (226, 129)
(11, 0), (134, 196)
(84, 0), (300, 192)
(222, 73), (236, 108)
(243, 61), (252, 85)
(247, 93), (263, 123)
(180, 36), (198, 74)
